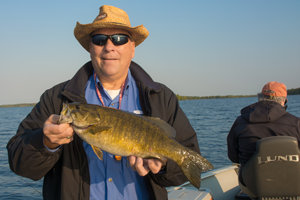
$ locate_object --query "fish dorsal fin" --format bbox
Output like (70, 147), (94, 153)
(90, 125), (112, 135)
(144, 116), (176, 138)
(91, 145), (103, 160)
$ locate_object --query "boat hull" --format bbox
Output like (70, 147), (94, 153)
(168, 165), (241, 200)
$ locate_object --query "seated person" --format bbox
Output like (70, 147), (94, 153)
(227, 81), (300, 197)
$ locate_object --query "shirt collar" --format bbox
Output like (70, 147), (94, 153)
(94, 69), (132, 91)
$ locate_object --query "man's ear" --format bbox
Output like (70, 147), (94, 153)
(131, 42), (135, 59)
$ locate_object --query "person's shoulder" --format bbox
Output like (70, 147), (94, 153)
(154, 82), (176, 97)
(231, 115), (247, 127)
(41, 80), (70, 99)
(283, 112), (300, 123)
(47, 80), (69, 92)
(155, 82), (170, 90)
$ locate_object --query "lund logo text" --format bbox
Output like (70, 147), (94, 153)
(257, 155), (299, 164)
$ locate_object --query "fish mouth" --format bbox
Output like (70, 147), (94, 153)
(72, 123), (98, 130)
(58, 114), (73, 124)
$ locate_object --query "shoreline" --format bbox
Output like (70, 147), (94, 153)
(1, 91), (299, 108)
(0, 103), (36, 108)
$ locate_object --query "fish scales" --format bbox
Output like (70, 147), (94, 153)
(95, 106), (176, 158)
(98, 108), (166, 157)
(58, 102), (214, 189)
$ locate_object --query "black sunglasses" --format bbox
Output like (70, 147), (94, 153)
(91, 34), (131, 46)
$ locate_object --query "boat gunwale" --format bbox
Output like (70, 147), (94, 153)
(169, 164), (239, 189)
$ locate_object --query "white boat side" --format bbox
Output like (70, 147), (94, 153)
(167, 164), (241, 200)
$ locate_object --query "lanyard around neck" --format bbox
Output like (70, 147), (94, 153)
(93, 73), (125, 110)
(93, 73), (125, 161)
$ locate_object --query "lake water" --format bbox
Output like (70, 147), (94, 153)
(1, 95), (299, 199)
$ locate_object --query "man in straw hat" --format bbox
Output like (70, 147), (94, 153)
(7, 5), (201, 200)
(227, 81), (300, 198)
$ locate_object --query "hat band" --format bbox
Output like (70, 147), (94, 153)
(263, 90), (275, 94)
(97, 22), (130, 27)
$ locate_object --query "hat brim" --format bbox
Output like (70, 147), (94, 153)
(74, 21), (149, 52)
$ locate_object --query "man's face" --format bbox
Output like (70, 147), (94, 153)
(89, 28), (135, 84)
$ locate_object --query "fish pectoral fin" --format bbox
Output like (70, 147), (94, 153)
(91, 145), (103, 160)
(90, 125), (112, 135)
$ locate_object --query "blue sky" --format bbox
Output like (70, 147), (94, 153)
(0, 0), (299, 105)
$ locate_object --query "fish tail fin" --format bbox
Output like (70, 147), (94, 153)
(179, 149), (214, 189)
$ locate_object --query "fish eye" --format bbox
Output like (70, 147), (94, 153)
(76, 105), (81, 109)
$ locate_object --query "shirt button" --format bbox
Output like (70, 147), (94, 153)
(108, 178), (113, 182)
(111, 103), (114, 106)
(127, 163), (130, 167)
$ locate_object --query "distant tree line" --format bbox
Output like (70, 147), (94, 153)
(0, 103), (36, 108)
(177, 87), (300, 101)
(287, 87), (300, 95)
(176, 94), (256, 101)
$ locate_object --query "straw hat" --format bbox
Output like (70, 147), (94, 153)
(74, 5), (149, 52)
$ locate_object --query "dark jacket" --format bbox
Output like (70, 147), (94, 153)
(227, 100), (300, 185)
(7, 61), (200, 200)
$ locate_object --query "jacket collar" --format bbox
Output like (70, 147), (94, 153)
(129, 61), (161, 91)
(61, 61), (162, 102)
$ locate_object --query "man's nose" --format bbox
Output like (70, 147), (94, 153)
(103, 39), (115, 51)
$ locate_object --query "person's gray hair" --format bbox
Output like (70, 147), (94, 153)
(257, 93), (286, 104)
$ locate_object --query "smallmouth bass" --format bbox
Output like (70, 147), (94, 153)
(58, 102), (214, 189)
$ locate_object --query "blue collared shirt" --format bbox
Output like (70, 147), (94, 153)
(84, 69), (150, 200)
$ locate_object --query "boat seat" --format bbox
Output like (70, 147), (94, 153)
(242, 136), (300, 200)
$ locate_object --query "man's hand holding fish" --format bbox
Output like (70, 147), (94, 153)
(43, 114), (75, 149)
(128, 156), (167, 176)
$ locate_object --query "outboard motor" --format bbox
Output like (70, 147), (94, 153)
(242, 136), (300, 199)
